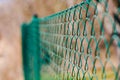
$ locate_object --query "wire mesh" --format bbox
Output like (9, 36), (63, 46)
(22, 0), (120, 80)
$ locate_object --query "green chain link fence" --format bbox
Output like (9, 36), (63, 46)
(21, 0), (120, 80)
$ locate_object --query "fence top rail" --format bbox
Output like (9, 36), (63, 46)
(38, 0), (112, 23)
(38, 1), (87, 21)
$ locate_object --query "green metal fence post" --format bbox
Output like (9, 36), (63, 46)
(21, 15), (40, 80)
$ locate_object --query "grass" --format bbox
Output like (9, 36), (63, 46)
(41, 65), (56, 80)
(41, 72), (56, 80)
(41, 65), (116, 80)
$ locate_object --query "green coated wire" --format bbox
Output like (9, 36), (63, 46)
(21, 0), (120, 80)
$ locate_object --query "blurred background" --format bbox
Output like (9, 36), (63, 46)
(0, 0), (81, 80)
(0, 0), (119, 80)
